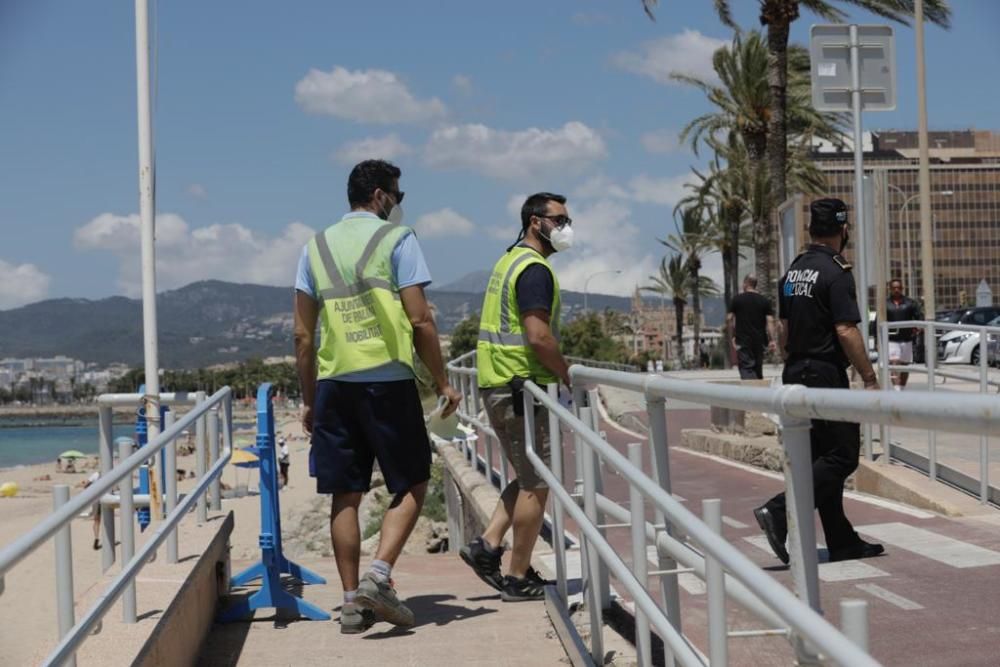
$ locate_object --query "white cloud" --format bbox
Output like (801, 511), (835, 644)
(424, 122), (606, 180)
(613, 29), (726, 86)
(452, 74), (473, 93)
(294, 66), (446, 124)
(332, 134), (413, 165)
(412, 208), (475, 239)
(549, 198), (658, 297)
(0, 259), (51, 309)
(628, 174), (690, 207)
(75, 213), (314, 296)
(641, 129), (679, 154)
(572, 175), (629, 201)
(186, 183), (208, 199)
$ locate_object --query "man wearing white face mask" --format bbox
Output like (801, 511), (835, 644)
(460, 192), (572, 602)
(293, 159), (460, 634)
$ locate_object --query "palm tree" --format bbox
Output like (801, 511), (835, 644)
(642, 255), (689, 363)
(671, 30), (841, 299)
(642, 0), (951, 211)
(662, 204), (720, 361)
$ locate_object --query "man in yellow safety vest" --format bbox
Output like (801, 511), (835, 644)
(294, 159), (460, 634)
(460, 192), (573, 602)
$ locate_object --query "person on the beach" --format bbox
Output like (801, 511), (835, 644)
(293, 159), (460, 634)
(278, 436), (290, 488)
(82, 471), (101, 550)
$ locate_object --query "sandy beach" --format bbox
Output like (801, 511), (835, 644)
(0, 409), (334, 666)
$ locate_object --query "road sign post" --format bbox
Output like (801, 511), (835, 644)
(811, 24), (896, 349)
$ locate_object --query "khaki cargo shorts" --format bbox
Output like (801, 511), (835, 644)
(481, 386), (551, 490)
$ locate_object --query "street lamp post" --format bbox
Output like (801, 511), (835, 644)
(887, 185), (953, 297)
(583, 270), (622, 313)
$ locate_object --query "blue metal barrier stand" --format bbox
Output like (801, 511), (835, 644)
(219, 383), (328, 622)
(137, 465), (150, 532)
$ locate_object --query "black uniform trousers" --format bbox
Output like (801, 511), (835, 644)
(736, 344), (764, 380)
(764, 358), (862, 553)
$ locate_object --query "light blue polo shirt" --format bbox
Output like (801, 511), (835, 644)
(296, 211), (432, 382)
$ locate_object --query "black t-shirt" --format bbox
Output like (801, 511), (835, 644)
(886, 297), (923, 342)
(779, 244), (861, 366)
(729, 291), (773, 348)
(515, 263), (554, 315)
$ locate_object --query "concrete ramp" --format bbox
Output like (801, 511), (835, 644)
(199, 553), (568, 666)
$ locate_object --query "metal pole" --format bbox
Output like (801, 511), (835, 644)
(925, 322), (937, 481)
(901, 197), (916, 297)
(849, 24), (871, 356)
(163, 411), (178, 563)
(586, 389), (611, 610)
(548, 384), (569, 603)
(209, 408), (221, 512)
(878, 323), (891, 463)
(134, 0), (162, 498)
(628, 443), (651, 667)
(779, 416), (822, 630)
(915, 0), (937, 317)
(579, 413), (605, 665)
(703, 498), (728, 666)
(98, 406), (116, 572)
(840, 599), (870, 652)
(646, 396), (681, 654)
(53, 485), (77, 667)
(979, 327), (989, 503)
(195, 391), (207, 524)
(118, 439), (137, 624)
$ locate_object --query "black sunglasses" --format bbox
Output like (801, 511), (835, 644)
(535, 214), (572, 226)
(379, 189), (405, 204)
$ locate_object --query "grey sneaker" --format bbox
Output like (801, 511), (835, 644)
(355, 573), (415, 627)
(340, 603), (377, 634)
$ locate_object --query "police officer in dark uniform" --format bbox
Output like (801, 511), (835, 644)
(753, 198), (885, 564)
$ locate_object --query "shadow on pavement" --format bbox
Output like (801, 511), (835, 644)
(362, 594), (498, 639)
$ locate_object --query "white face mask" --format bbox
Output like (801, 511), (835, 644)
(547, 224), (574, 252)
(387, 203), (404, 225)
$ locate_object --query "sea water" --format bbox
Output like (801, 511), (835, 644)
(0, 424), (135, 469)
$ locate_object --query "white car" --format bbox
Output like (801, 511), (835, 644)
(938, 315), (1000, 366)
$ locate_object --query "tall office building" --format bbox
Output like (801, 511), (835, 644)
(807, 129), (1000, 311)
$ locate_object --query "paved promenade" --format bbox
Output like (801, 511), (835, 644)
(199, 553), (569, 667)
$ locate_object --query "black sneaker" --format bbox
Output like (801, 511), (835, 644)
(459, 537), (504, 592)
(500, 574), (546, 602)
(525, 566), (553, 587)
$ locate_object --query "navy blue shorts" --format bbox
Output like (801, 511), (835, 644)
(311, 379), (431, 495)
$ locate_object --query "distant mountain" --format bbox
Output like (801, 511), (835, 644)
(440, 270), (492, 294)
(0, 280), (723, 368)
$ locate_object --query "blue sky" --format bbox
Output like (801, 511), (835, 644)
(1, 0), (997, 309)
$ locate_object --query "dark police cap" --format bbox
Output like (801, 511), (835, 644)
(809, 198), (848, 235)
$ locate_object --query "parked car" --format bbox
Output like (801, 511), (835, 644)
(938, 311), (1000, 366)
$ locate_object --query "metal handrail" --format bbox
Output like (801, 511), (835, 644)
(565, 355), (640, 373)
(0, 386), (233, 666)
(522, 380), (878, 667)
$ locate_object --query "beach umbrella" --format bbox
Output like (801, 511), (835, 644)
(59, 450), (87, 459)
(230, 448), (259, 468)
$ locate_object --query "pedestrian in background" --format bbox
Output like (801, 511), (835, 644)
(886, 278), (923, 390)
(293, 159), (460, 634)
(727, 274), (777, 379)
(754, 198), (885, 564)
(278, 436), (290, 488)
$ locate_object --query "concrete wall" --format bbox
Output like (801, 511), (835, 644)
(132, 512), (234, 667)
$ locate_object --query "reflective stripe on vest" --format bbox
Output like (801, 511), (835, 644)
(307, 218), (414, 379)
(476, 246), (560, 388)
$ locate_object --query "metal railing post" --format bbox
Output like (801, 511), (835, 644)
(118, 439), (137, 624)
(209, 407), (221, 512)
(548, 384), (569, 603)
(163, 411), (178, 563)
(703, 498), (728, 666)
(979, 326), (990, 503)
(579, 414), (605, 664)
(98, 405), (116, 572)
(195, 391), (208, 524)
(646, 395), (682, 650)
(780, 414), (821, 663)
(628, 444), (651, 667)
(925, 322), (937, 481)
(586, 389), (612, 611)
(839, 599), (870, 652)
(877, 323), (891, 462)
(53, 485), (77, 667)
